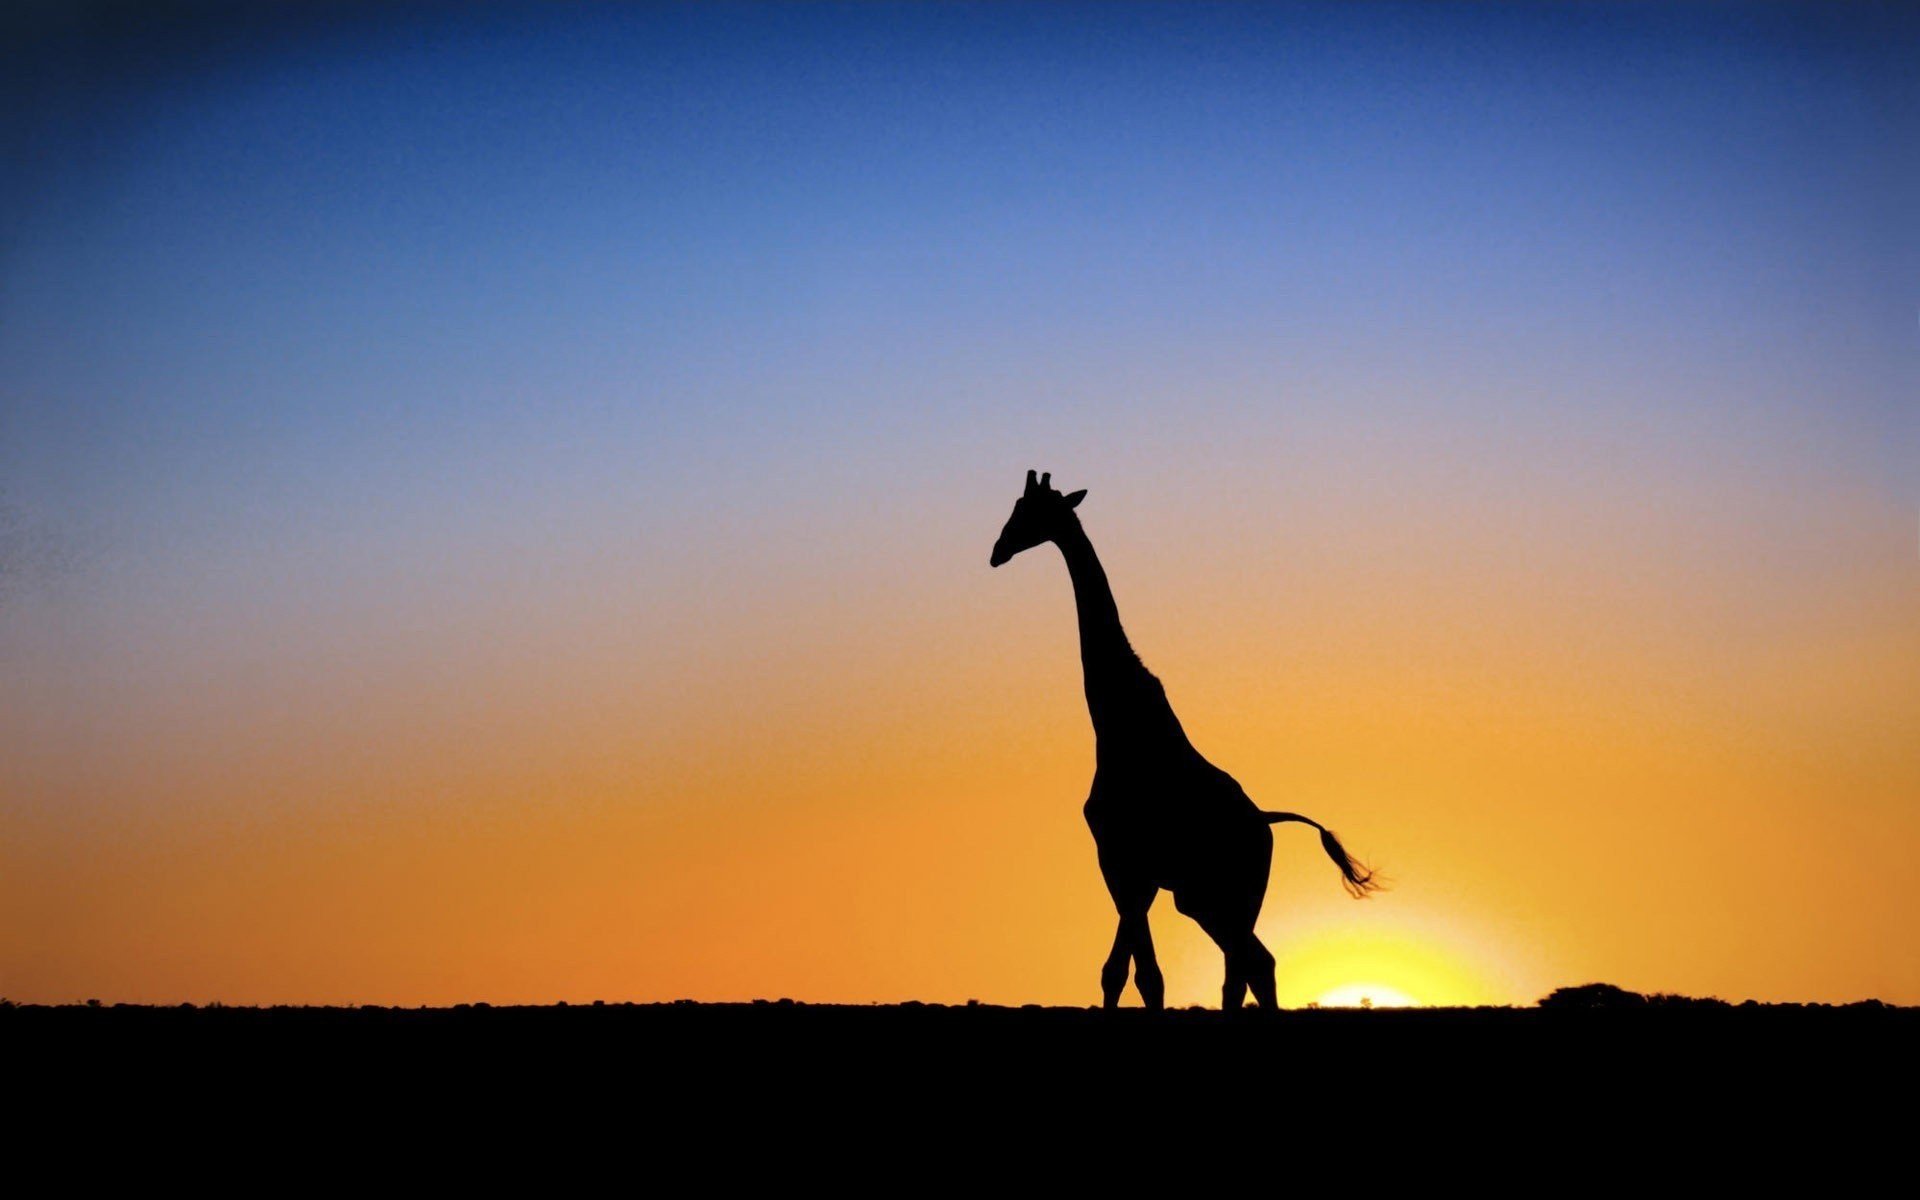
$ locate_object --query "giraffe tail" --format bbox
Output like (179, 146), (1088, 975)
(1263, 812), (1383, 899)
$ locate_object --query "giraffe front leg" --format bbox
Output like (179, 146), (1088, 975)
(1127, 911), (1164, 1011)
(1100, 907), (1162, 1009)
(1094, 837), (1158, 1008)
(1100, 921), (1131, 1009)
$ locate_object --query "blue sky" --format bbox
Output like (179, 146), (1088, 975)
(3, 2), (1913, 738)
(6, 4), (1912, 524)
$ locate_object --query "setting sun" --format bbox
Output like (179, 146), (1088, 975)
(1257, 920), (1519, 1011)
(1315, 984), (1420, 1009)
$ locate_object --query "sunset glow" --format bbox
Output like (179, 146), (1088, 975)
(1314, 986), (1420, 1010)
(3, 3), (1915, 1010)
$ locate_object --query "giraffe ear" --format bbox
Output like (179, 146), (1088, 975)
(1063, 489), (1087, 508)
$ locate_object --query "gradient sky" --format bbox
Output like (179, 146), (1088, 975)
(3, 2), (1916, 1007)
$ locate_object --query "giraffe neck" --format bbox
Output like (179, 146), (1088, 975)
(1054, 519), (1184, 750)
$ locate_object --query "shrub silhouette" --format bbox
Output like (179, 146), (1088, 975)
(1540, 983), (1648, 1009)
(1541, 983), (1732, 1010)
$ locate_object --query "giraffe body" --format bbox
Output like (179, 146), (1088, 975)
(992, 470), (1375, 1009)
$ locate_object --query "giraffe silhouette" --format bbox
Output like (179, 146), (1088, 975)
(992, 470), (1380, 1010)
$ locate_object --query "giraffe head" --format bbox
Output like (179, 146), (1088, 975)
(990, 469), (1087, 567)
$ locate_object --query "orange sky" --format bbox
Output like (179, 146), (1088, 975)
(5, 437), (1915, 1007)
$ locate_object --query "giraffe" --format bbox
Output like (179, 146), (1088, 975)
(991, 470), (1379, 1010)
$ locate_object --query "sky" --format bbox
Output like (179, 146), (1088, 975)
(2, 1), (1916, 1008)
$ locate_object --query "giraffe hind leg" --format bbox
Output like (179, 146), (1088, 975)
(1222, 958), (1249, 1011)
(1243, 933), (1277, 1010)
(1220, 933), (1274, 1011)
(1185, 893), (1276, 1012)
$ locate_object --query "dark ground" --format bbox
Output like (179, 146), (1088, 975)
(10, 998), (1911, 1185)
(12, 998), (1912, 1137)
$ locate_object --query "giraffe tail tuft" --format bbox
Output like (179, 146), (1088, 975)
(1263, 811), (1384, 898)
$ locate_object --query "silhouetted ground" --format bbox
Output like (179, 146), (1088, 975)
(15, 997), (1903, 1183)
(12, 996), (1912, 1135)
